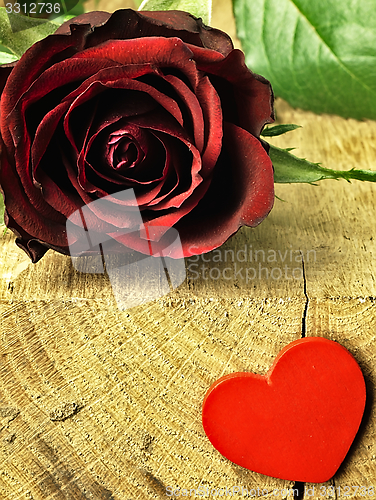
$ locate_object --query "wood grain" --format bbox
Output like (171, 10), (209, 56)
(0, 0), (375, 498)
(0, 299), (303, 499)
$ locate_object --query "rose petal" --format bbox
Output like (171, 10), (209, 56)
(0, 113), (76, 248)
(163, 74), (205, 152)
(31, 101), (71, 180)
(0, 61), (17, 97)
(0, 153), (69, 252)
(22, 57), (120, 108)
(69, 91), (158, 186)
(142, 131), (202, 210)
(189, 47), (275, 136)
(195, 75), (223, 175)
(56, 10), (233, 57)
(169, 122), (274, 257)
(63, 70), (185, 154)
(81, 124), (166, 189)
(54, 10), (111, 35)
(71, 37), (199, 90)
(107, 170), (211, 248)
(33, 170), (86, 218)
(134, 11), (234, 56)
(125, 112), (203, 207)
(0, 24), (92, 153)
(11, 60), (120, 184)
(63, 153), (142, 230)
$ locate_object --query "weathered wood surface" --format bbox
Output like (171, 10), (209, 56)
(0, 0), (375, 499)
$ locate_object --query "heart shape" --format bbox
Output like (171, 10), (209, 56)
(202, 337), (366, 483)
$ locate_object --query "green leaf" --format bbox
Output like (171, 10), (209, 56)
(0, 8), (60, 58)
(233, 0), (376, 120)
(64, 1), (85, 16)
(0, 50), (18, 63)
(261, 123), (301, 137)
(0, 43), (14, 54)
(51, 14), (76, 24)
(270, 144), (376, 184)
(138, 0), (211, 25)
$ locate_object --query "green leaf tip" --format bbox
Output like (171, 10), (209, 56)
(261, 123), (301, 137)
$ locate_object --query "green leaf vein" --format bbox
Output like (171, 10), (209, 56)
(289, 0), (375, 98)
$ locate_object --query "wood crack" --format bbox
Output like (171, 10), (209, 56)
(292, 481), (305, 500)
(333, 478), (338, 500)
(300, 250), (309, 338)
(292, 252), (310, 499)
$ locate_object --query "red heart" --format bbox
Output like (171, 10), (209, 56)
(202, 337), (366, 483)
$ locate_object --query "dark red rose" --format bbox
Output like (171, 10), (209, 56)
(0, 9), (274, 263)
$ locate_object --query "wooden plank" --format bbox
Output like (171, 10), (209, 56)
(0, 0), (374, 497)
(266, 102), (376, 491)
(0, 298), (304, 499)
(306, 298), (376, 491)
(269, 100), (376, 299)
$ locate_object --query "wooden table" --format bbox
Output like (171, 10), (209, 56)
(0, 0), (375, 498)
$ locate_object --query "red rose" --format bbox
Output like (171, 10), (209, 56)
(0, 9), (274, 263)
